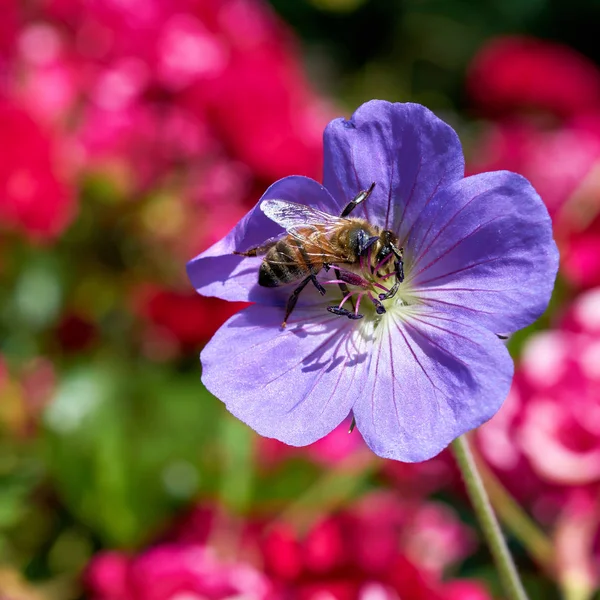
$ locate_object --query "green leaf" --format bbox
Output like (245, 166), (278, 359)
(43, 362), (224, 548)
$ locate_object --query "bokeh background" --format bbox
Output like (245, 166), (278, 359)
(2, 0), (600, 598)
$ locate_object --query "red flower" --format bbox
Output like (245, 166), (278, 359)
(0, 99), (75, 241)
(136, 285), (249, 349)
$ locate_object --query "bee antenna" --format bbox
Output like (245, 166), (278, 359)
(355, 182), (376, 205)
(340, 182), (377, 218)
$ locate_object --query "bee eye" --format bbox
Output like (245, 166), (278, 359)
(353, 229), (379, 255)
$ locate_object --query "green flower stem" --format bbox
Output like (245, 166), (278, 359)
(472, 446), (554, 573)
(452, 434), (530, 600)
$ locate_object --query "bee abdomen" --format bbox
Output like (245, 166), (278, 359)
(258, 239), (312, 287)
(259, 262), (285, 287)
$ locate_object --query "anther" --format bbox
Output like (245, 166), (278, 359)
(369, 294), (386, 314)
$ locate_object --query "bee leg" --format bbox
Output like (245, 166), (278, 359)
(282, 276), (313, 328)
(327, 306), (364, 320)
(340, 182), (376, 217)
(233, 239), (277, 257)
(310, 275), (326, 296)
(392, 244), (405, 283)
(378, 246), (404, 301)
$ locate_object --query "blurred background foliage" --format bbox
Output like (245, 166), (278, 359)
(2, 0), (600, 599)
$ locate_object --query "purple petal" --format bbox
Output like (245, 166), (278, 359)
(406, 171), (559, 333)
(201, 304), (366, 445)
(352, 309), (513, 462)
(186, 176), (337, 304)
(323, 101), (464, 234)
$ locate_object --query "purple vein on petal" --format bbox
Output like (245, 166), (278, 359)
(299, 321), (351, 402)
(329, 330), (367, 419)
(418, 287), (505, 294)
(347, 143), (370, 222)
(415, 255), (505, 287)
(400, 174), (454, 255)
(368, 330), (384, 430)
(401, 319), (471, 370)
(395, 157), (422, 237)
(225, 317), (340, 367)
(386, 321), (404, 428)
(410, 214), (504, 281)
(265, 325), (343, 387)
(418, 296), (496, 315)
(392, 317), (443, 402)
(384, 141), (395, 230)
(407, 314), (489, 351)
(318, 324), (360, 417)
(410, 190), (488, 269)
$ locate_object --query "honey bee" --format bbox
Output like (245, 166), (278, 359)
(234, 183), (404, 327)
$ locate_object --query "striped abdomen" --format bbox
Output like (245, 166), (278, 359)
(259, 236), (320, 288)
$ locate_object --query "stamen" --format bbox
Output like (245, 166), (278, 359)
(374, 252), (394, 273)
(324, 235), (406, 323)
(354, 291), (365, 316)
(372, 281), (390, 294)
(368, 291), (386, 314)
(322, 279), (352, 286)
(339, 291), (355, 309)
(336, 268), (371, 287)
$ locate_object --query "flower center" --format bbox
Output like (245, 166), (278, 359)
(323, 244), (411, 324)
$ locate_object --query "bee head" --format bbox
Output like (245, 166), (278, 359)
(350, 228), (380, 257)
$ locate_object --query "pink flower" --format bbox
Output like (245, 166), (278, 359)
(468, 36), (600, 118)
(468, 120), (600, 218)
(518, 330), (600, 486)
(467, 37), (600, 289)
(554, 490), (600, 597)
(85, 551), (130, 600)
(181, 0), (332, 181)
(260, 492), (477, 598)
(0, 99), (75, 241)
(561, 287), (600, 335)
(5, 0), (331, 205)
(86, 544), (271, 600)
(0, 0), (19, 61)
(442, 580), (495, 600)
(257, 418), (367, 468)
(478, 293), (600, 520)
(13, 22), (82, 125)
(468, 118), (600, 288)
(382, 450), (457, 499)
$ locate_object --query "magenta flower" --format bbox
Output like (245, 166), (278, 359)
(187, 100), (558, 462)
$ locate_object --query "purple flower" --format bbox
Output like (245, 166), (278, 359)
(187, 100), (558, 462)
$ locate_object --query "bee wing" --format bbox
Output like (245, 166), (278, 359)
(261, 199), (354, 265)
(260, 199), (346, 232)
